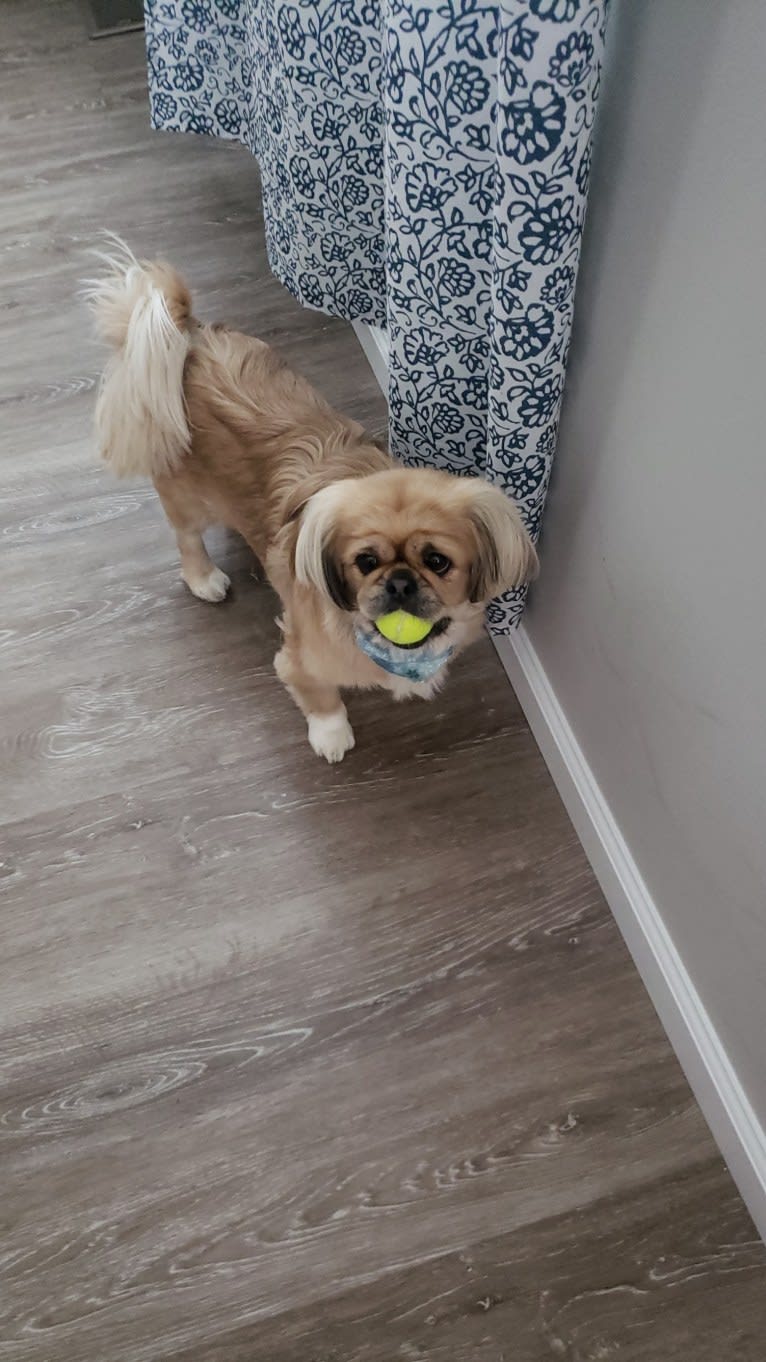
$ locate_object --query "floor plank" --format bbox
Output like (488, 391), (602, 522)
(1, 3), (765, 1359)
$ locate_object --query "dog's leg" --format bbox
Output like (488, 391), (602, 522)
(157, 486), (231, 603)
(275, 646), (355, 763)
(175, 528), (231, 603)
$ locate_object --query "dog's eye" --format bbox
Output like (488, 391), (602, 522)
(423, 550), (452, 576)
(355, 551), (379, 575)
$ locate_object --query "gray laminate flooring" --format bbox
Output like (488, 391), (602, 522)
(2, 4), (765, 1359)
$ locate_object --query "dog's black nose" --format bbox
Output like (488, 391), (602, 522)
(385, 569), (418, 603)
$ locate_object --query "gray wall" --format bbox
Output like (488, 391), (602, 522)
(525, 0), (766, 1131)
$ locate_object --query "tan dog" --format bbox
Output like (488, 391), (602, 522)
(87, 242), (537, 761)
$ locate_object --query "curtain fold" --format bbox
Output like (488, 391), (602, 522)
(145, 0), (608, 630)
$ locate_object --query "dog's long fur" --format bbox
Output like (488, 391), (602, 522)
(88, 240), (538, 761)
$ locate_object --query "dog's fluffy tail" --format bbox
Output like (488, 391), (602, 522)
(84, 236), (193, 478)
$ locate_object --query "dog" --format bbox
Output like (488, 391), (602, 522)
(87, 241), (538, 762)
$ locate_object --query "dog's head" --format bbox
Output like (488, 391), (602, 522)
(294, 467), (538, 644)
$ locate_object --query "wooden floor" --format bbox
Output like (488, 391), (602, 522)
(2, 4), (765, 1358)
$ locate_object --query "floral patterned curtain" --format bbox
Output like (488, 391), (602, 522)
(145, 0), (608, 630)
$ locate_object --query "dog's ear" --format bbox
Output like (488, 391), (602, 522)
(294, 481), (355, 611)
(320, 548), (353, 610)
(466, 482), (539, 602)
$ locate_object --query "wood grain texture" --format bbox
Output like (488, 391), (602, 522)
(1, 3), (765, 1359)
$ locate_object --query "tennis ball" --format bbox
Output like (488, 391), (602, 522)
(375, 610), (433, 647)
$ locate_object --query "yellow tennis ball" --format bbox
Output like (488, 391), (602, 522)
(375, 610), (433, 646)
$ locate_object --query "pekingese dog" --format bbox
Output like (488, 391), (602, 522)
(87, 241), (537, 761)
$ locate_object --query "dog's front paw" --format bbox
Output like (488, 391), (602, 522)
(308, 710), (355, 764)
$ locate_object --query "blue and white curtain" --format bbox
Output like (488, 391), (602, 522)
(145, 0), (608, 629)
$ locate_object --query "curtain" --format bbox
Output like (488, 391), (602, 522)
(145, 0), (608, 630)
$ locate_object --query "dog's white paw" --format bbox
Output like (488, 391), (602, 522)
(308, 710), (355, 764)
(184, 567), (231, 602)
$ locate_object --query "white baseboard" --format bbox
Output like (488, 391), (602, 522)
(352, 321), (389, 394)
(496, 629), (766, 1239)
(352, 318), (766, 1239)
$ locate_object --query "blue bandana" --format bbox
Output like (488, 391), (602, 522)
(354, 626), (453, 683)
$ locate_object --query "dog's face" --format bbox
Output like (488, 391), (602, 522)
(295, 468), (538, 646)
